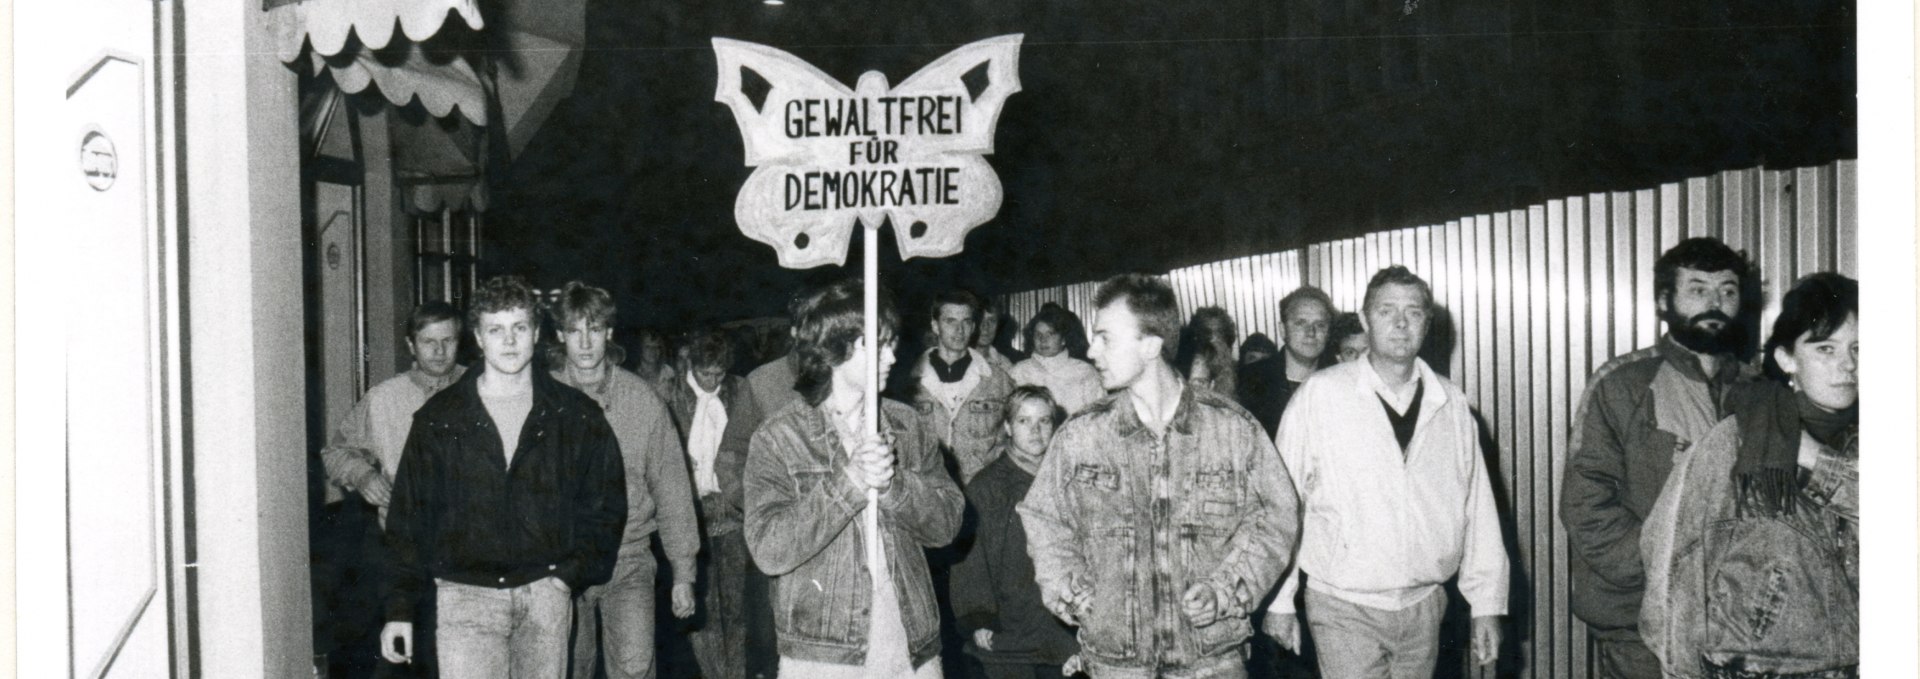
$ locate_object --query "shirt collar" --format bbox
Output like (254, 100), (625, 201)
(409, 363), (467, 394)
(1357, 357), (1446, 416)
(1656, 333), (1743, 385)
(552, 362), (613, 398)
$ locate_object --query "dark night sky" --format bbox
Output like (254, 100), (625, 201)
(480, 0), (1854, 332)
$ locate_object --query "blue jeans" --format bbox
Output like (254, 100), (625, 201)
(435, 578), (572, 679)
(1304, 587), (1444, 679)
(572, 550), (658, 679)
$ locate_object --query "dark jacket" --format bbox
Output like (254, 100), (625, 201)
(1018, 386), (1300, 671)
(384, 368), (629, 623)
(1560, 335), (1754, 633)
(744, 398), (965, 668)
(662, 373), (765, 537)
(951, 451), (1080, 665)
(1235, 354), (1300, 439)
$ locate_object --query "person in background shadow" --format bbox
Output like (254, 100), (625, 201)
(320, 301), (466, 678)
(1237, 286), (1333, 438)
(1009, 304), (1104, 417)
(664, 328), (766, 679)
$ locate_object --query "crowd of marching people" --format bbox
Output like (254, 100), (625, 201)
(315, 236), (1857, 679)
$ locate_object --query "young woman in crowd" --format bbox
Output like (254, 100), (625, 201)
(1179, 307), (1240, 397)
(1008, 304), (1104, 416)
(1324, 311), (1367, 366)
(951, 386), (1080, 679)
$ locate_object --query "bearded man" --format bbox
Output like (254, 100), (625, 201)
(1560, 238), (1760, 679)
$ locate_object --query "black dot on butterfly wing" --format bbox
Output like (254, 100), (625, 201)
(910, 222), (928, 239)
(741, 66), (774, 113)
(961, 62), (990, 102)
(794, 232), (810, 249)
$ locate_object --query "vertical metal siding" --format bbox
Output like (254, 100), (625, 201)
(994, 161), (1855, 679)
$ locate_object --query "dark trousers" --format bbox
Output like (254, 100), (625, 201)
(979, 663), (1065, 679)
(317, 501), (435, 679)
(1592, 632), (1661, 679)
(690, 531), (750, 679)
(744, 559), (778, 679)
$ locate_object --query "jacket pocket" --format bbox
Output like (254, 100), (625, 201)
(1080, 526), (1138, 659)
(957, 400), (1003, 445)
(1703, 516), (1858, 673)
(1181, 522), (1251, 656)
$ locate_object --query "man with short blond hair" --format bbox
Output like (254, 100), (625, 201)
(548, 280), (701, 679)
(381, 276), (630, 679)
(1021, 273), (1300, 679)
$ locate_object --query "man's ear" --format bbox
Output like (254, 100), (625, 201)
(1655, 290), (1671, 315)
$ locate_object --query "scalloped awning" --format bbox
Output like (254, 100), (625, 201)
(270, 0), (483, 63)
(314, 41), (488, 125)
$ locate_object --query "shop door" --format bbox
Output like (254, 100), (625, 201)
(60, 1), (181, 677)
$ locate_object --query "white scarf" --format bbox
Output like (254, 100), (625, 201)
(685, 373), (728, 495)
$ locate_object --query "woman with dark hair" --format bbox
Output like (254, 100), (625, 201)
(1178, 307), (1239, 397)
(1009, 304), (1103, 415)
(744, 279), (965, 679)
(1640, 272), (1858, 679)
(1325, 311), (1368, 366)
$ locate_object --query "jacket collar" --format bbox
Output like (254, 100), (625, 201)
(798, 394), (898, 447)
(666, 371), (742, 406)
(1110, 381), (1198, 439)
(408, 363), (468, 394)
(449, 365), (571, 423)
(1656, 334), (1743, 386)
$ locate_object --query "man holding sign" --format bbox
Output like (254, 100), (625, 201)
(744, 279), (964, 679)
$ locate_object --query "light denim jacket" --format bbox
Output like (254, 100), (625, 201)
(743, 397), (964, 669)
(1640, 416), (1858, 678)
(913, 349), (1016, 484)
(1017, 386), (1301, 671)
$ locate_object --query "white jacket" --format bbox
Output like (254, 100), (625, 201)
(1268, 358), (1508, 617)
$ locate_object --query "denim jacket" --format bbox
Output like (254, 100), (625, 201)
(1640, 416), (1858, 678)
(743, 398), (965, 668)
(1017, 386), (1301, 671)
(913, 349), (1016, 483)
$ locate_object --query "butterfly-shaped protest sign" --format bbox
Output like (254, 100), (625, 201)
(713, 35), (1023, 269)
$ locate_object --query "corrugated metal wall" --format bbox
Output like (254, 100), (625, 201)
(998, 160), (1856, 679)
